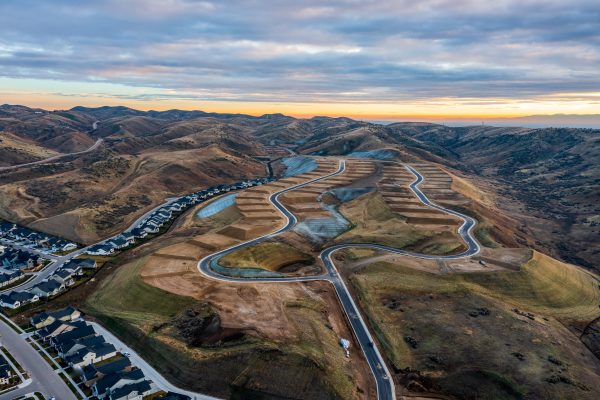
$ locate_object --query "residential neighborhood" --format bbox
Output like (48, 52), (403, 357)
(30, 306), (192, 400)
(0, 220), (79, 255)
(0, 177), (269, 313)
(0, 244), (44, 274)
(86, 177), (271, 256)
(0, 257), (96, 310)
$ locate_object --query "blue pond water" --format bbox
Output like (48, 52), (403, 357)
(196, 194), (237, 218)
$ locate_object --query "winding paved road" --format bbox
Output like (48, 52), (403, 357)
(1, 156), (480, 400)
(198, 159), (481, 400)
(0, 138), (103, 172)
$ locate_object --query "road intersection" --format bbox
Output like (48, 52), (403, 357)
(1, 156), (481, 400)
(198, 159), (481, 400)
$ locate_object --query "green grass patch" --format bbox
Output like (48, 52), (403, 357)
(86, 257), (198, 331)
(349, 254), (600, 398)
(457, 251), (600, 320)
(221, 241), (314, 272)
(475, 224), (500, 248)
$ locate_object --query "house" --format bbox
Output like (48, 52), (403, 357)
(52, 270), (75, 287)
(87, 244), (115, 256)
(109, 237), (130, 250)
(37, 320), (79, 341)
(92, 369), (146, 398)
(129, 228), (147, 239)
(30, 279), (64, 298)
(65, 258), (97, 270)
(142, 225), (159, 234)
(51, 323), (95, 348)
(0, 291), (39, 309)
(0, 271), (22, 288)
(31, 306), (81, 329)
(66, 341), (117, 369)
(157, 210), (171, 219)
(146, 218), (164, 227)
(62, 243), (78, 251)
(123, 232), (136, 243)
(59, 335), (105, 358)
(168, 204), (183, 212)
(0, 355), (13, 385)
(60, 264), (83, 277)
(0, 293), (20, 309)
(82, 356), (132, 387)
(109, 380), (154, 400)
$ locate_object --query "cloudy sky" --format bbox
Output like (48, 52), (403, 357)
(0, 0), (599, 121)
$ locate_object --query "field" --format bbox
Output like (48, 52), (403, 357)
(220, 241), (315, 272)
(346, 251), (600, 399)
(85, 256), (199, 329)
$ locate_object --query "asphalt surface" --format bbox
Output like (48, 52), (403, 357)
(0, 318), (76, 400)
(0, 138), (104, 172)
(198, 160), (482, 400)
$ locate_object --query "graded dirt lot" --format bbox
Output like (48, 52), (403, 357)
(80, 159), (375, 399)
(87, 256), (374, 400)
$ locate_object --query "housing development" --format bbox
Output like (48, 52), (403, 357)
(1, 1), (599, 399)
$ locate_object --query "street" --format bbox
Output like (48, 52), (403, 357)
(198, 160), (483, 400)
(88, 321), (218, 400)
(0, 318), (76, 400)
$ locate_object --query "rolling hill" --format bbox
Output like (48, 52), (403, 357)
(1, 105), (598, 272)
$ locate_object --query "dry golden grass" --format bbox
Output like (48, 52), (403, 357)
(459, 250), (600, 321)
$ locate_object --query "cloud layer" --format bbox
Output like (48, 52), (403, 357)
(0, 0), (599, 107)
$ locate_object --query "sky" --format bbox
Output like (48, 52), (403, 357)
(0, 0), (599, 124)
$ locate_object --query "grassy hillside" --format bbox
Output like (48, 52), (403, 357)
(221, 241), (314, 271)
(458, 251), (600, 321)
(0, 131), (61, 167)
(348, 251), (600, 399)
(0, 145), (265, 243)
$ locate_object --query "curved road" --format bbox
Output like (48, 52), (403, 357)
(0, 138), (103, 172)
(198, 159), (481, 400)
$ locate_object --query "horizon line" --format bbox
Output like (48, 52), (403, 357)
(4, 102), (600, 123)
